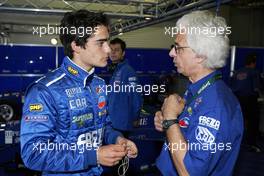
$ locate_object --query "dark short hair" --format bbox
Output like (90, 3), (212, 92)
(245, 53), (257, 65)
(59, 9), (109, 59)
(110, 38), (126, 52)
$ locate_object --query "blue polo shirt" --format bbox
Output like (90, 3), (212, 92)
(156, 70), (243, 176)
(108, 59), (142, 131)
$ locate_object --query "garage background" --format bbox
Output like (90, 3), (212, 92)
(0, 0), (264, 176)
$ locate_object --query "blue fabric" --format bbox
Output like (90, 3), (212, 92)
(108, 59), (142, 131)
(20, 56), (121, 176)
(156, 70), (244, 176)
(231, 67), (260, 97)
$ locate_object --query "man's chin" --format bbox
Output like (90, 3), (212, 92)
(97, 62), (108, 67)
(111, 58), (122, 63)
(177, 68), (184, 74)
(110, 58), (116, 62)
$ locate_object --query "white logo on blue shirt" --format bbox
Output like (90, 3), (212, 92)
(65, 87), (82, 98)
(195, 126), (215, 145)
(69, 98), (87, 109)
(77, 128), (103, 148)
(199, 116), (220, 130)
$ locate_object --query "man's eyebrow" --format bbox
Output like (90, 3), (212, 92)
(174, 42), (179, 46)
(96, 38), (109, 42)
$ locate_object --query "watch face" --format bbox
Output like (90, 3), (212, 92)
(162, 121), (169, 129)
(162, 119), (178, 130)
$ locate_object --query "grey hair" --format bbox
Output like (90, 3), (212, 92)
(176, 10), (230, 69)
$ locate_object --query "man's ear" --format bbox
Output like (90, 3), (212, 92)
(71, 41), (81, 54)
(196, 54), (207, 64)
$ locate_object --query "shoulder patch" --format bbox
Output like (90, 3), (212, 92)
(29, 103), (43, 111)
(25, 115), (48, 122)
(67, 66), (78, 75)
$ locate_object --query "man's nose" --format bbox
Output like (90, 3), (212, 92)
(105, 43), (111, 54)
(169, 48), (176, 58)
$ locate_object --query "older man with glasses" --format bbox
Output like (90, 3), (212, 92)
(154, 10), (243, 176)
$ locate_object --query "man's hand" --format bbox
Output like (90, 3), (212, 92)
(116, 137), (138, 158)
(162, 94), (185, 120)
(97, 144), (127, 166)
(154, 111), (164, 132)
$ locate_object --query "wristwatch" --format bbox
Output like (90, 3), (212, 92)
(162, 119), (179, 130)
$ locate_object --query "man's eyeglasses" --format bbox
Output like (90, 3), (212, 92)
(172, 44), (190, 54)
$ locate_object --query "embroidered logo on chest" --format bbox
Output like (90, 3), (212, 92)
(98, 96), (106, 109)
(179, 117), (190, 128)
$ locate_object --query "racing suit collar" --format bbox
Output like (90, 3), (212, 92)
(188, 70), (221, 96)
(63, 56), (95, 87)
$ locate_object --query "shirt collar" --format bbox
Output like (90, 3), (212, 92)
(116, 59), (127, 68)
(62, 56), (95, 87)
(188, 70), (221, 96)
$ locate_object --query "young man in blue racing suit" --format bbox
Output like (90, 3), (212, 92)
(20, 10), (138, 176)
